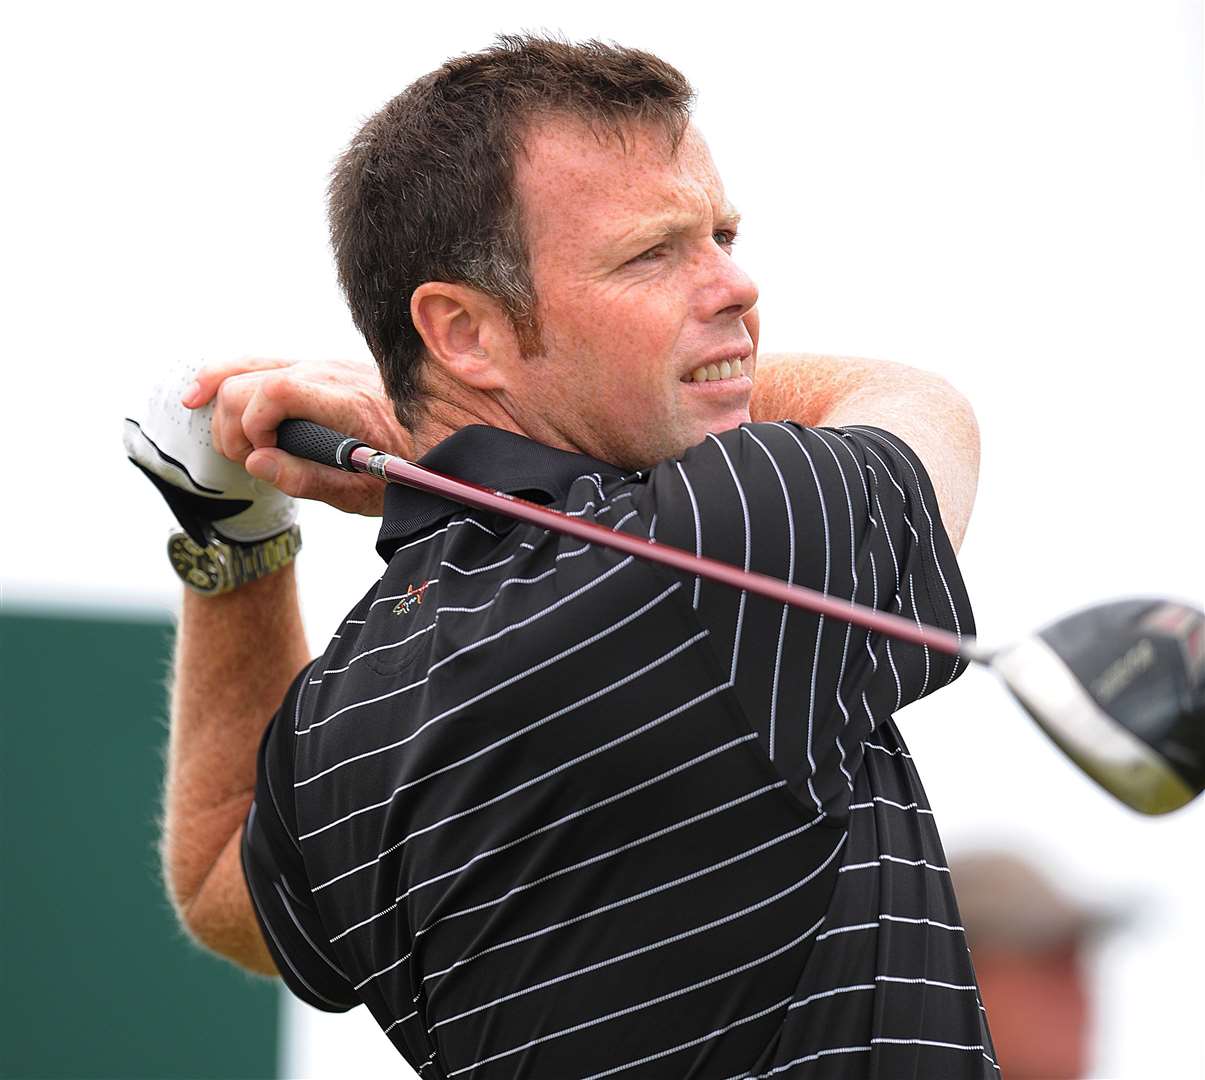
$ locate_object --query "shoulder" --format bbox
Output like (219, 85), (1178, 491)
(629, 421), (968, 545)
(628, 422), (878, 533)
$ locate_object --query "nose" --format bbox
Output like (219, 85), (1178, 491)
(701, 244), (759, 323)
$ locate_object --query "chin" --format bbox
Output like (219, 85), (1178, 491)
(698, 404), (752, 440)
(605, 405), (752, 470)
(664, 412), (749, 463)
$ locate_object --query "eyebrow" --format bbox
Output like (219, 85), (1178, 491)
(617, 205), (743, 251)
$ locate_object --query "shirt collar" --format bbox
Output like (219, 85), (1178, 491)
(376, 425), (628, 561)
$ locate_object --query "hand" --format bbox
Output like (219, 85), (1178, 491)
(185, 356), (413, 517)
(123, 358), (298, 546)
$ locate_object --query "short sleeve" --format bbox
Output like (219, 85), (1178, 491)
(636, 422), (975, 806)
(240, 661), (359, 1012)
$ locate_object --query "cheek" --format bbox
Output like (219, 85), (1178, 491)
(538, 281), (688, 433)
(598, 290), (684, 380)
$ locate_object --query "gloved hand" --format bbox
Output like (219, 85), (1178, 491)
(182, 355), (412, 518)
(123, 359), (298, 547)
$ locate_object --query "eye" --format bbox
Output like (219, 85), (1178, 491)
(631, 244), (667, 264)
(713, 228), (739, 251)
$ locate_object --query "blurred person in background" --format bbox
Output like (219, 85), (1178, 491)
(951, 850), (1122, 1080)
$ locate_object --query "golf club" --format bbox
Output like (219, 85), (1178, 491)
(276, 418), (1205, 816)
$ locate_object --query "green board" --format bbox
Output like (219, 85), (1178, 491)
(1, 608), (279, 1079)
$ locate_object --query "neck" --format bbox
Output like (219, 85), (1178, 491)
(409, 378), (529, 458)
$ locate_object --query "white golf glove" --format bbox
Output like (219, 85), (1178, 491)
(123, 359), (298, 546)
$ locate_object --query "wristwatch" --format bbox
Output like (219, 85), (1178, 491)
(167, 524), (302, 596)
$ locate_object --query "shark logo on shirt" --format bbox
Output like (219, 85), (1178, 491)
(393, 581), (431, 616)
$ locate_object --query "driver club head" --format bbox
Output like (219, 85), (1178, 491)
(988, 598), (1205, 815)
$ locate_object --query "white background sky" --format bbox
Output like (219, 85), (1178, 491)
(4, 2), (1203, 1076)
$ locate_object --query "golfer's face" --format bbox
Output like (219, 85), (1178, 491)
(510, 118), (760, 469)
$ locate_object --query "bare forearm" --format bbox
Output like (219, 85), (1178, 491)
(750, 352), (929, 428)
(162, 563), (309, 954)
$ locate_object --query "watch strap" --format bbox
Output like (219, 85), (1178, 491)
(222, 524), (303, 588)
(168, 524), (302, 595)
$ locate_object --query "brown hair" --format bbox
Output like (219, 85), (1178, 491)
(327, 32), (695, 428)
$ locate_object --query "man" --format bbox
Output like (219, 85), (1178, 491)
(129, 34), (991, 1078)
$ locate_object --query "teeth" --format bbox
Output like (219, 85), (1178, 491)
(682, 357), (747, 383)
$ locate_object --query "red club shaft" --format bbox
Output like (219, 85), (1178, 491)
(353, 446), (986, 663)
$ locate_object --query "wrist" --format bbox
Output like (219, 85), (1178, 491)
(179, 555), (299, 611)
(169, 524), (302, 597)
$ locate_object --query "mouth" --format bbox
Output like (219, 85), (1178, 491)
(680, 355), (750, 384)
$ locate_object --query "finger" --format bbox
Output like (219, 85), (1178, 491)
(239, 371), (368, 453)
(246, 448), (385, 516)
(212, 370), (276, 461)
(214, 368), (351, 463)
(184, 356), (296, 408)
(238, 370), (315, 451)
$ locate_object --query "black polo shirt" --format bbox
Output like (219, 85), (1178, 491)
(242, 421), (998, 1078)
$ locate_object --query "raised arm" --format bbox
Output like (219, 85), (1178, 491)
(153, 355), (409, 975)
(163, 567), (308, 974)
(750, 352), (980, 552)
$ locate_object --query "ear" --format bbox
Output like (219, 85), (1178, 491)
(410, 282), (514, 392)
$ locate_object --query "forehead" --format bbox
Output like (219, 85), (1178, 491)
(514, 117), (732, 263)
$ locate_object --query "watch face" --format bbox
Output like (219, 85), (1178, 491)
(168, 534), (226, 593)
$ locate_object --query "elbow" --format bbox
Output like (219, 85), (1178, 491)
(159, 817), (212, 951)
(160, 822), (202, 944)
(165, 827), (279, 977)
(176, 890), (227, 963)
(180, 883), (279, 978)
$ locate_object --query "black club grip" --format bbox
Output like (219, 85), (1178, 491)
(276, 419), (371, 472)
